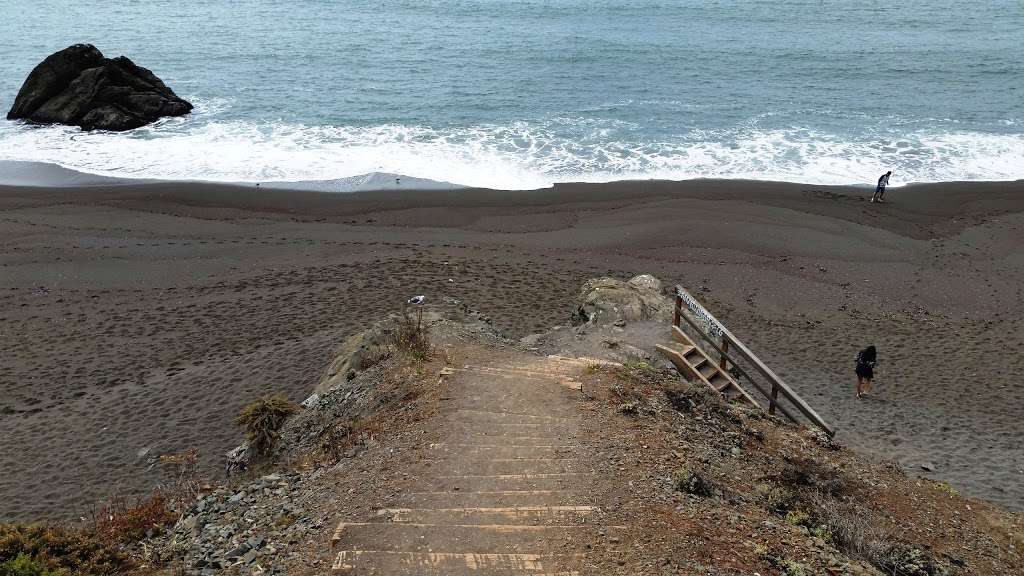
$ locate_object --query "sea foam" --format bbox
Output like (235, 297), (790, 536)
(1, 113), (1022, 190)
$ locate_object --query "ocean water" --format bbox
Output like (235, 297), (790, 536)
(0, 0), (1021, 190)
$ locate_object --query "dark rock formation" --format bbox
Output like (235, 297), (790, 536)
(6, 44), (193, 131)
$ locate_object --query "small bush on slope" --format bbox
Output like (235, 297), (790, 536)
(390, 308), (432, 361)
(93, 493), (177, 545)
(236, 394), (301, 459)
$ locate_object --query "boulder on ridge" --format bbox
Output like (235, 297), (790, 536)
(6, 43), (193, 131)
(572, 274), (674, 326)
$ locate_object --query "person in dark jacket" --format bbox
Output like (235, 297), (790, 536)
(871, 171), (891, 203)
(855, 345), (877, 398)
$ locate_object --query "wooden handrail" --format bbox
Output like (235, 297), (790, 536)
(672, 318), (800, 425)
(673, 286), (835, 437)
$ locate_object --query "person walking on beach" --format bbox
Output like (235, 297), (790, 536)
(871, 171), (891, 203)
(855, 345), (877, 398)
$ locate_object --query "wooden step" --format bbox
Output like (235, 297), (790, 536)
(373, 505), (599, 525)
(698, 363), (717, 379)
(333, 550), (583, 574)
(332, 522), (626, 552)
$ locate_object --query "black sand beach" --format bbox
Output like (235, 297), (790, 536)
(1, 177), (1022, 520)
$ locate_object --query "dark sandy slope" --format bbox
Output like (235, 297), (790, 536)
(1, 178), (1022, 520)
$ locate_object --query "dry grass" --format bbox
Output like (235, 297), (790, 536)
(235, 394), (301, 460)
(809, 494), (947, 576)
(390, 308), (431, 361)
(92, 494), (177, 546)
(317, 416), (387, 464)
(156, 449), (201, 510)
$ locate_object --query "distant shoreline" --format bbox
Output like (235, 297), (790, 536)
(2, 159), (1022, 199)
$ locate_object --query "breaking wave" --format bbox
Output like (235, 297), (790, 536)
(1, 103), (1022, 190)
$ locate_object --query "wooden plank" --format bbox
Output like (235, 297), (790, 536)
(655, 344), (701, 382)
(660, 335), (762, 410)
(672, 310), (820, 432)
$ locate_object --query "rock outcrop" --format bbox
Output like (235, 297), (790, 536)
(573, 274), (673, 326)
(6, 43), (192, 131)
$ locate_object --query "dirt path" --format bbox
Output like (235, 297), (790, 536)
(329, 352), (620, 575)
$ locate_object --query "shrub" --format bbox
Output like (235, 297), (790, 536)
(0, 554), (53, 576)
(755, 482), (796, 513)
(780, 559), (809, 576)
(931, 480), (958, 496)
(390, 308), (431, 360)
(235, 394), (301, 459)
(0, 523), (131, 575)
(673, 467), (712, 496)
(785, 510), (811, 527)
(93, 493), (177, 545)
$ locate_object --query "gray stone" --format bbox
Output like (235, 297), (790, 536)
(226, 543), (251, 559)
(572, 274), (673, 326)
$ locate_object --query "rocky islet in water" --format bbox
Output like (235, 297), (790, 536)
(6, 43), (192, 132)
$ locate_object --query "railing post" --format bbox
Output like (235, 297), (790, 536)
(769, 384), (778, 415)
(719, 337), (729, 371)
(673, 293), (681, 327)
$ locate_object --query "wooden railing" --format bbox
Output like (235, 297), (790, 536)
(673, 285), (835, 437)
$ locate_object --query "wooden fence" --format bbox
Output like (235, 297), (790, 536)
(673, 285), (835, 437)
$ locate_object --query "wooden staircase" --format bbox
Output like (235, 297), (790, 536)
(656, 325), (760, 408)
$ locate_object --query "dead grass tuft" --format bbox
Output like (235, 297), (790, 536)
(235, 394), (301, 460)
(317, 416), (387, 464)
(390, 308), (431, 361)
(92, 493), (177, 545)
(810, 494), (948, 576)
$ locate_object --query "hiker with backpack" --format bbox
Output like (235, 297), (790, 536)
(855, 345), (877, 398)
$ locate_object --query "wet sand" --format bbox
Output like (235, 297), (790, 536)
(1, 178), (1022, 520)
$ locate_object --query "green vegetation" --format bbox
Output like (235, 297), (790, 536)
(754, 482), (796, 514)
(0, 524), (131, 576)
(0, 554), (53, 576)
(673, 467), (712, 497)
(932, 480), (959, 496)
(784, 510), (811, 527)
